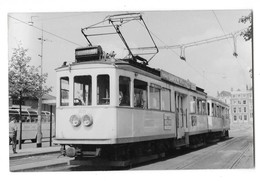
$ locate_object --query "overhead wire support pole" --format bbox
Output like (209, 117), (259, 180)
(8, 15), (83, 47)
(36, 26), (44, 148)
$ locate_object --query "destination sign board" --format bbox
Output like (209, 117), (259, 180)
(75, 46), (103, 62)
(160, 70), (196, 90)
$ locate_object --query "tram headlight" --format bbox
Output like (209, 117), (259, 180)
(69, 115), (81, 127)
(82, 114), (93, 127)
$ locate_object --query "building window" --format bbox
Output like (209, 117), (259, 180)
(234, 115), (237, 121)
(238, 100), (241, 104)
(134, 79), (148, 109)
(119, 76), (130, 106)
(161, 88), (171, 111)
(74, 75), (92, 106)
(233, 100), (236, 104)
(60, 77), (69, 106)
(233, 107), (236, 113)
(243, 100), (247, 104)
(244, 115), (247, 120)
(244, 107), (247, 113)
(97, 74), (110, 105)
(239, 107), (241, 113)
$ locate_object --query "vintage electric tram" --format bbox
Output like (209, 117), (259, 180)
(54, 13), (230, 165)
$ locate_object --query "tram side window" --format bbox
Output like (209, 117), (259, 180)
(212, 103), (215, 117)
(202, 100), (206, 115)
(161, 88), (171, 111)
(207, 102), (210, 115)
(119, 76), (130, 106)
(97, 75), (110, 105)
(74, 75), (92, 106)
(149, 84), (161, 110)
(197, 99), (202, 114)
(134, 79), (148, 109)
(190, 96), (196, 114)
(222, 107), (225, 118)
(60, 77), (69, 106)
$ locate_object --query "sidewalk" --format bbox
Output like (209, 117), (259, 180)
(9, 145), (61, 160)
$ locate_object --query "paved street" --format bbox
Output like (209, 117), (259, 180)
(9, 123), (254, 171)
(131, 124), (254, 170)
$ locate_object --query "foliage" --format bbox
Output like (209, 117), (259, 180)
(239, 12), (252, 41)
(9, 44), (52, 99)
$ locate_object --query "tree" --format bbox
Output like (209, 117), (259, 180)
(239, 11), (253, 41)
(9, 44), (52, 148)
(239, 11), (253, 79)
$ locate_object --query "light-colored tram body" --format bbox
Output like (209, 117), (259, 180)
(55, 46), (230, 161)
(207, 96), (230, 138)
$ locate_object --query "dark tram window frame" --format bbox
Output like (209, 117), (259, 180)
(60, 76), (69, 106)
(134, 79), (148, 109)
(119, 76), (131, 107)
(73, 75), (92, 106)
(97, 74), (110, 105)
(149, 83), (161, 110)
(161, 87), (171, 112)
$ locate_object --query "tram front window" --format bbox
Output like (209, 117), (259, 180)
(74, 75), (92, 106)
(97, 74), (110, 105)
(119, 76), (130, 106)
(60, 77), (69, 106)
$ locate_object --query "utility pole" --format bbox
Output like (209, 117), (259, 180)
(36, 28), (45, 147)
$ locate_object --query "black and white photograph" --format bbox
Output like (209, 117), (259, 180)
(2, 0), (259, 180)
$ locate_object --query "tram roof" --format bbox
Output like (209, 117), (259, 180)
(207, 96), (229, 107)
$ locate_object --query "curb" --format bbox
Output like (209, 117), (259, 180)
(10, 149), (61, 160)
(10, 157), (71, 172)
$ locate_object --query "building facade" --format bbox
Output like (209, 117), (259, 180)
(217, 89), (253, 124)
(230, 90), (253, 123)
(9, 94), (56, 115)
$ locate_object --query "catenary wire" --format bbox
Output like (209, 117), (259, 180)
(8, 15), (83, 47)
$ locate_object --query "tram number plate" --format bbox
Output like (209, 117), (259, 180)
(163, 114), (172, 130)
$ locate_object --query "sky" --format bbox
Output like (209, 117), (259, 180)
(8, 10), (253, 97)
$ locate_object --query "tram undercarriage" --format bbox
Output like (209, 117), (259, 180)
(60, 131), (229, 167)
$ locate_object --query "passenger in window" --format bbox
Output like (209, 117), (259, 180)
(74, 98), (84, 106)
(119, 91), (130, 106)
(134, 89), (145, 108)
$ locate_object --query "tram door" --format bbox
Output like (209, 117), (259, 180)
(175, 92), (187, 139)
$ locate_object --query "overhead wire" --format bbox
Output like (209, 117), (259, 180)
(8, 15), (84, 47)
(30, 13), (89, 22)
(141, 14), (242, 90)
(212, 11), (249, 87)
